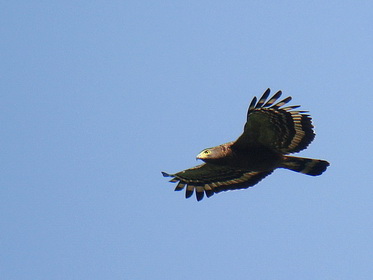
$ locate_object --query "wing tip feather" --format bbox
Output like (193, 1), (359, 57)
(185, 190), (194, 199)
(161, 171), (171, 177)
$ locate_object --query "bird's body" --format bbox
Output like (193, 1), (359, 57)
(199, 142), (281, 170)
(162, 89), (329, 201)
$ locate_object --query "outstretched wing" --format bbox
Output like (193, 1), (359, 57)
(232, 88), (315, 154)
(162, 163), (272, 201)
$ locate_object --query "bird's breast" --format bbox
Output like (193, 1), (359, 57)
(232, 146), (282, 171)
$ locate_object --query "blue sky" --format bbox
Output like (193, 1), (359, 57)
(2, 1), (373, 279)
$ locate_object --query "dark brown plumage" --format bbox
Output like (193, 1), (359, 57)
(162, 89), (329, 201)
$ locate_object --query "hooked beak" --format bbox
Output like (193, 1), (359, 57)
(196, 151), (204, 160)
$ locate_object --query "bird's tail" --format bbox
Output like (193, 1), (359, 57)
(279, 156), (329, 176)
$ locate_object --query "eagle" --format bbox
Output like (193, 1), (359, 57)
(162, 89), (329, 201)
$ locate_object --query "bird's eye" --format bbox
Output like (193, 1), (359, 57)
(204, 150), (209, 154)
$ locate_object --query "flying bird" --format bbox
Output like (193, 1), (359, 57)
(162, 89), (329, 201)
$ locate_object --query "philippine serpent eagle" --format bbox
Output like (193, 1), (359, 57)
(162, 89), (329, 201)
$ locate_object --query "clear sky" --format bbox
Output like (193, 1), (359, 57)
(2, 1), (373, 279)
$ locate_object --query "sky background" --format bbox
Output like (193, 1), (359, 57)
(1, 1), (373, 279)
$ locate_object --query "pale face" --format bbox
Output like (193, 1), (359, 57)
(196, 147), (222, 161)
(196, 149), (212, 159)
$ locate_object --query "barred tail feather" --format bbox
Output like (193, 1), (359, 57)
(280, 156), (330, 176)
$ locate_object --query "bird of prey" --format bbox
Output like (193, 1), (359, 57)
(162, 89), (329, 201)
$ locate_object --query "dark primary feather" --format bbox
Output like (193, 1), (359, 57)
(162, 88), (329, 201)
(162, 164), (272, 201)
(248, 97), (257, 112)
(262, 90), (282, 108)
(272, 96), (292, 109)
(255, 88), (271, 108)
(233, 88), (315, 154)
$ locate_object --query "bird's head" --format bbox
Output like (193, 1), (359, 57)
(196, 147), (222, 162)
